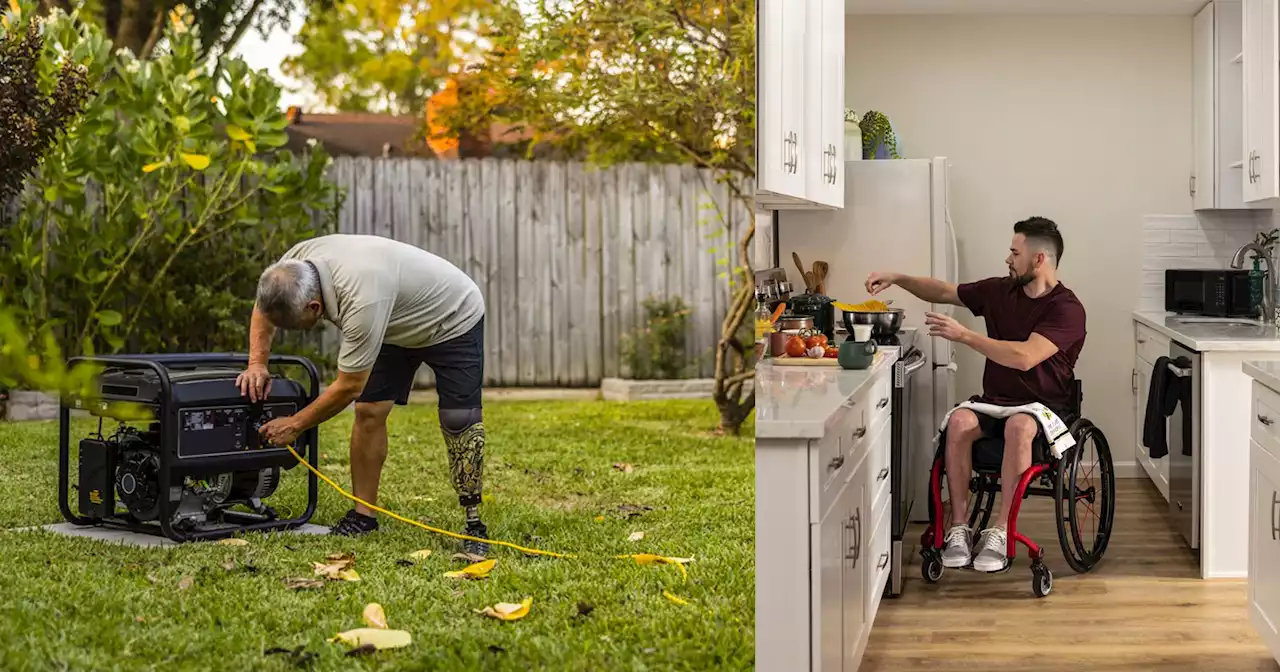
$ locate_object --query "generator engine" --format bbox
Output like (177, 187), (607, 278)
(58, 353), (320, 542)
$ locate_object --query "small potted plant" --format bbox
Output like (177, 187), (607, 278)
(858, 110), (901, 159)
(844, 109), (862, 162)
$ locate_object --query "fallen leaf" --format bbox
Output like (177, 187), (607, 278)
(444, 559), (496, 580)
(628, 531), (646, 542)
(663, 590), (691, 606)
(177, 576), (194, 591)
(626, 554), (693, 581)
(594, 515), (605, 523)
(217, 538), (249, 546)
(476, 596), (533, 622)
(408, 549), (433, 560)
(313, 552), (360, 581)
(452, 552), (487, 563)
(577, 602), (595, 617)
(330, 628), (413, 650)
(134, 616), (146, 623)
(282, 577), (324, 590)
(612, 462), (634, 473)
(362, 603), (388, 629)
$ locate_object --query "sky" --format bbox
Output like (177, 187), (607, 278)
(227, 0), (545, 111)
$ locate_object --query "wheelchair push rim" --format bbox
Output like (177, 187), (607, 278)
(1054, 419), (1116, 574)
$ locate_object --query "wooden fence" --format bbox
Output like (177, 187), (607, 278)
(322, 157), (755, 388)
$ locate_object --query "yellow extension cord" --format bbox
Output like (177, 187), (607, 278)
(283, 444), (689, 576)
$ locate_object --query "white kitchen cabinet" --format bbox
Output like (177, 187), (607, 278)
(1242, 0), (1280, 203)
(757, 0), (845, 211)
(1193, 1), (1248, 209)
(1249, 379), (1280, 663)
(755, 356), (896, 671)
(1133, 322), (1171, 500)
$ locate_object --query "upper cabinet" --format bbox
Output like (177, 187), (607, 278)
(1243, 0), (1280, 203)
(757, 0), (846, 211)
(1193, 1), (1248, 209)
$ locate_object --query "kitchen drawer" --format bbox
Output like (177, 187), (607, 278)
(1254, 381), (1280, 462)
(1135, 322), (1170, 364)
(810, 428), (845, 522)
(862, 417), (892, 515)
(863, 485), (891, 627)
(864, 370), (893, 433)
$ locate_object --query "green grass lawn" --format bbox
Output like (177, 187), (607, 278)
(0, 399), (754, 671)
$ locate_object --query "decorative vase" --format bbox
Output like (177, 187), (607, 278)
(844, 121), (862, 162)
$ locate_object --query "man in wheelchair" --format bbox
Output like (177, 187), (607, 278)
(866, 216), (1086, 573)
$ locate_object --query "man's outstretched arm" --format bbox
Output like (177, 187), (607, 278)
(867, 272), (963, 307)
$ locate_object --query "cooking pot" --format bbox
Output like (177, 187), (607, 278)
(841, 308), (904, 338)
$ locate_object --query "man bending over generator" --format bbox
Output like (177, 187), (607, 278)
(236, 233), (491, 555)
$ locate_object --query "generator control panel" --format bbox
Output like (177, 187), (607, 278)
(178, 402), (298, 458)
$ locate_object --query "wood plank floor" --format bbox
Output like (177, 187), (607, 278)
(863, 479), (1278, 671)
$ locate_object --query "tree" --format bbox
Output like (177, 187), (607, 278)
(441, 0), (757, 434)
(26, 0), (296, 60)
(281, 0), (506, 115)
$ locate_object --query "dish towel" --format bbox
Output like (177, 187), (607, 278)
(934, 401), (1077, 459)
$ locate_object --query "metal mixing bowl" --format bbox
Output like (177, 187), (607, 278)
(842, 308), (904, 337)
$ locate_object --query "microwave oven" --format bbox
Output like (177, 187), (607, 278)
(1164, 269), (1256, 317)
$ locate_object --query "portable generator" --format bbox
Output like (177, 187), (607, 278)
(57, 353), (321, 542)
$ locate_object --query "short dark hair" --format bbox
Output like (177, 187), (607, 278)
(1013, 216), (1064, 264)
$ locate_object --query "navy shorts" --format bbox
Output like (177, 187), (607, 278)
(356, 317), (484, 409)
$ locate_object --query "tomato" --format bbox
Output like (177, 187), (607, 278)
(804, 334), (828, 350)
(785, 335), (807, 358)
(824, 346), (839, 359)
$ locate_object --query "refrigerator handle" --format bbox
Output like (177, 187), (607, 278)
(946, 211), (959, 286)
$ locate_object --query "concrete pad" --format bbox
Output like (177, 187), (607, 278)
(9, 522), (330, 548)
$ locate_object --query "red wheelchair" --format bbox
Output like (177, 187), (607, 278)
(919, 380), (1116, 597)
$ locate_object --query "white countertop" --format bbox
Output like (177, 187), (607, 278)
(1244, 361), (1280, 392)
(755, 349), (900, 440)
(1133, 311), (1280, 352)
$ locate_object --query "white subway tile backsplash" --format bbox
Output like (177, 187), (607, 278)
(1143, 229), (1171, 243)
(1138, 211), (1274, 310)
(1143, 214), (1200, 230)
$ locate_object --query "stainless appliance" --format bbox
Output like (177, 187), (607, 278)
(886, 337), (928, 598)
(1168, 341), (1201, 549)
(1165, 268), (1255, 318)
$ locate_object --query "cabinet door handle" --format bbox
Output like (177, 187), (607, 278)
(1190, 174), (1196, 197)
(877, 397), (889, 409)
(1272, 491), (1279, 541)
(1131, 369), (1138, 394)
(1260, 414), (1273, 426)
(854, 427), (867, 439)
(877, 467), (889, 482)
(828, 455), (845, 471)
(877, 552), (889, 570)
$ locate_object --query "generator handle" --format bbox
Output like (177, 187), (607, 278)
(75, 353), (322, 399)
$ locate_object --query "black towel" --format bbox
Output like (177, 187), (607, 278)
(1142, 356), (1181, 459)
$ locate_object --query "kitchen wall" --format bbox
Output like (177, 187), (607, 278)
(1139, 212), (1272, 312)
(844, 13), (1192, 474)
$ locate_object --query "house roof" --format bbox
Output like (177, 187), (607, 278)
(283, 108), (430, 157)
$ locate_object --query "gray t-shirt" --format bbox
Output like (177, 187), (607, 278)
(280, 234), (484, 372)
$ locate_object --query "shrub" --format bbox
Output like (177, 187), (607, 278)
(620, 296), (693, 380)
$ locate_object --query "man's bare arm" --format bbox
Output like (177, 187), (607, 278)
(286, 370), (371, 432)
(959, 331), (1059, 372)
(891, 274), (962, 307)
(248, 304), (276, 367)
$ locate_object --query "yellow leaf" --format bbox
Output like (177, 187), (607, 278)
(625, 554), (692, 581)
(216, 538), (248, 546)
(408, 549), (433, 560)
(142, 161), (167, 173)
(330, 628), (412, 650)
(243, 139), (256, 154)
(663, 590), (690, 606)
(225, 124), (252, 141)
(628, 531), (645, 542)
(476, 596), (533, 622)
(313, 552), (358, 581)
(594, 515), (604, 523)
(1, 16), (9, 29)
(337, 569), (361, 582)
(362, 603), (388, 629)
(444, 559), (496, 580)
(180, 153), (210, 170)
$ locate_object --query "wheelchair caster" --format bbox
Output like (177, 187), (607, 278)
(921, 552), (943, 583)
(1031, 562), (1053, 598)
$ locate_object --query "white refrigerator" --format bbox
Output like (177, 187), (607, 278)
(777, 157), (959, 522)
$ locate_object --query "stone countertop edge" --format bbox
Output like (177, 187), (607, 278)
(1244, 361), (1280, 392)
(754, 349), (900, 441)
(1132, 311), (1280, 352)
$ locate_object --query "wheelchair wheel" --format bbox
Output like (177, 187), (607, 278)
(1032, 562), (1053, 598)
(921, 551), (943, 583)
(1053, 419), (1116, 574)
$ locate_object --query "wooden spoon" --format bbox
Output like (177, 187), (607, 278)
(812, 261), (829, 295)
(804, 271), (817, 294)
(792, 252), (811, 292)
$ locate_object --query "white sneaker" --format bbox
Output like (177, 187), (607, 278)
(940, 524), (972, 568)
(972, 527), (1010, 572)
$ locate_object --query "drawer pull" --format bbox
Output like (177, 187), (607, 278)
(1138, 338), (1146, 344)
(877, 553), (889, 570)
(828, 455), (845, 471)
(1261, 415), (1274, 426)
(876, 467), (889, 482)
(854, 427), (867, 439)
(877, 397), (888, 409)
(1273, 491), (1279, 541)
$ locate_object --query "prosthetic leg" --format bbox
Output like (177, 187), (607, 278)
(440, 407), (489, 556)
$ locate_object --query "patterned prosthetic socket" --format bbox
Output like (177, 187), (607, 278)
(440, 407), (485, 512)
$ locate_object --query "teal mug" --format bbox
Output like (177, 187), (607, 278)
(839, 338), (878, 370)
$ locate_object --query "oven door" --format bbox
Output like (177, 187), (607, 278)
(887, 347), (928, 598)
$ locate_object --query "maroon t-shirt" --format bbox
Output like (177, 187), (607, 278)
(956, 276), (1086, 411)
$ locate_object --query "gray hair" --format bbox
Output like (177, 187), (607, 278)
(256, 259), (320, 328)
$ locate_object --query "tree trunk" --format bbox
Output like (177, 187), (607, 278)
(712, 202), (755, 436)
(113, 0), (158, 57)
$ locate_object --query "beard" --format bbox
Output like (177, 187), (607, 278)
(1008, 266), (1035, 286)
